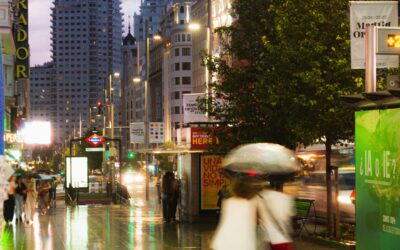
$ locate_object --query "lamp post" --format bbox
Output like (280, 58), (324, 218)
(144, 20), (150, 201)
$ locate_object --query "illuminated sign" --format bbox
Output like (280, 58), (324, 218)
(377, 27), (400, 54)
(190, 128), (220, 150)
(66, 157), (88, 188)
(14, 0), (29, 79)
(85, 134), (105, 147)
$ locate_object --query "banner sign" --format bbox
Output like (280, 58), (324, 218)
(190, 127), (220, 150)
(350, 1), (398, 69)
(200, 155), (231, 210)
(183, 93), (207, 124)
(14, 0), (30, 78)
(149, 122), (164, 143)
(65, 157), (88, 188)
(129, 122), (144, 144)
(355, 109), (400, 249)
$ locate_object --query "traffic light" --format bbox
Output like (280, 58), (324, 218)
(128, 151), (135, 160)
(97, 100), (103, 115)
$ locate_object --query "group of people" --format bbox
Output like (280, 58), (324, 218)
(160, 171), (179, 223)
(3, 174), (59, 225)
(211, 176), (294, 250)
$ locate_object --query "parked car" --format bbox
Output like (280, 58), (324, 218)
(297, 167), (355, 223)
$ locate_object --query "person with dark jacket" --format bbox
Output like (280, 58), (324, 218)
(161, 172), (179, 222)
(3, 176), (17, 225)
(15, 176), (27, 223)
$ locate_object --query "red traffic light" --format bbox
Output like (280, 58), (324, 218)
(97, 101), (102, 107)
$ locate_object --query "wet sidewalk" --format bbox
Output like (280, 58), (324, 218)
(0, 183), (337, 250)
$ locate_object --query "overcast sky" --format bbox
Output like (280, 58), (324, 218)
(29, 0), (140, 66)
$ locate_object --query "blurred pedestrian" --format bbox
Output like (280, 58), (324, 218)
(37, 180), (51, 215)
(15, 176), (27, 223)
(211, 177), (264, 250)
(25, 175), (37, 224)
(106, 176), (111, 197)
(161, 172), (179, 222)
(3, 176), (17, 225)
(257, 178), (295, 250)
(49, 177), (59, 208)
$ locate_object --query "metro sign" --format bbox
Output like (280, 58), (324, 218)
(85, 134), (105, 147)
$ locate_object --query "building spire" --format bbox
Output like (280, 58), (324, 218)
(128, 15), (131, 34)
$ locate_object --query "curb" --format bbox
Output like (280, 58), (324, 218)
(301, 235), (356, 250)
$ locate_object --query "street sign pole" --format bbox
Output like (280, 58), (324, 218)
(365, 26), (377, 93)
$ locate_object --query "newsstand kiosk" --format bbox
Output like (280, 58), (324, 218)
(354, 103), (400, 249)
(176, 127), (229, 222)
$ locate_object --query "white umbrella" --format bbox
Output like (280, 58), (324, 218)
(222, 143), (301, 175)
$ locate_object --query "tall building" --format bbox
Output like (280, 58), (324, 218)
(121, 27), (138, 153)
(161, 1), (194, 142)
(47, 0), (123, 143)
(30, 63), (57, 131)
(133, 0), (170, 41)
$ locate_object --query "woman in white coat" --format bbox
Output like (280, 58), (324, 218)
(211, 177), (264, 250)
(25, 175), (37, 224)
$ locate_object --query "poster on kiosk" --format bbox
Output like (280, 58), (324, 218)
(355, 109), (400, 249)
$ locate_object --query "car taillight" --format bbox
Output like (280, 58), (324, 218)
(350, 189), (356, 205)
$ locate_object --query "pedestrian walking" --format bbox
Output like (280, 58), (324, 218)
(211, 177), (264, 250)
(25, 175), (37, 224)
(15, 176), (27, 223)
(257, 181), (295, 250)
(161, 172), (179, 222)
(3, 176), (17, 225)
(49, 177), (59, 208)
(37, 180), (51, 215)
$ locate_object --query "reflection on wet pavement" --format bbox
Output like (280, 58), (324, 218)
(0, 184), (216, 250)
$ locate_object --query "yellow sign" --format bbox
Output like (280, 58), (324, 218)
(15, 0), (29, 79)
(387, 34), (400, 47)
(201, 156), (230, 210)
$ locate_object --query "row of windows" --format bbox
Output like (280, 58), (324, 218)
(172, 91), (191, 100)
(171, 106), (186, 115)
(174, 47), (191, 57)
(175, 76), (191, 85)
(174, 34), (191, 43)
(173, 62), (191, 71)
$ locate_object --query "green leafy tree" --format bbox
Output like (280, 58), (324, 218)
(202, 0), (364, 235)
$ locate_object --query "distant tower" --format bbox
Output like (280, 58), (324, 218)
(49, 0), (123, 143)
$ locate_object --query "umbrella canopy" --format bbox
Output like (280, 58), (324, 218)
(32, 173), (53, 180)
(222, 143), (301, 175)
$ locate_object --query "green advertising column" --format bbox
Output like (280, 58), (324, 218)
(355, 109), (400, 250)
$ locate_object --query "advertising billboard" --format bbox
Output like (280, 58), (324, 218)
(21, 121), (51, 144)
(200, 155), (230, 210)
(65, 157), (88, 189)
(355, 109), (400, 249)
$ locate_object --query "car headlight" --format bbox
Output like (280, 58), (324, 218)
(338, 195), (352, 204)
(123, 175), (134, 184)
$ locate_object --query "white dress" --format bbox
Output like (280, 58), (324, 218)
(211, 196), (258, 250)
(257, 190), (295, 244)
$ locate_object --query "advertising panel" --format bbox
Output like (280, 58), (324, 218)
(200, 155), (230, 210)
(149, 122), (164, 143)
(129, 122), (144, 144)
(191, 127), (220, 150)
(66, 157), (88, 188)
(355, 109), (400, 249)
(350, 1), (398, 69)
(21, 121), (51, 144)
(183, 93), (207, 124)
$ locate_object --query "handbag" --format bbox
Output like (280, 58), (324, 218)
(257, 194), (293, 250)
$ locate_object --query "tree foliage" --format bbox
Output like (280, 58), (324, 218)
(203, 0), (363, 151)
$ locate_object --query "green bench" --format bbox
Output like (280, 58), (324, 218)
(293, 198), (315, 236)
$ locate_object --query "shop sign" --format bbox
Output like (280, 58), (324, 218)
(14, 0), (30, 79)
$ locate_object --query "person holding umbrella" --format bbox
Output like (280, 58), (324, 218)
(15, 176), (27, 223)
(211, 143), (300, 250)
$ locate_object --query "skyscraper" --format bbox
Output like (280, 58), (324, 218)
(48, 0), (123, 143)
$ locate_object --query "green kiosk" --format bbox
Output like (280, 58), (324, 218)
(355, 101), (400, 249)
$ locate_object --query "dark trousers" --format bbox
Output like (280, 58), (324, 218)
(162, 194), (176, 221)
(4, 195), (15, 223)
(49, 188), (56, 200)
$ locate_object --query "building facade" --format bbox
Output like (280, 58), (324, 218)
(162, 1), (194, 142)
(46, 0), (123, 143)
